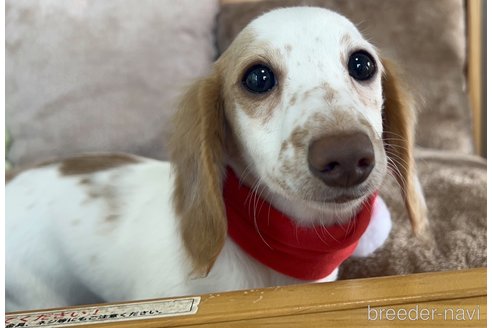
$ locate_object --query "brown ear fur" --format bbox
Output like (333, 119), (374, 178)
(382, 59), (428, 234)
(169, 70), (227, 276)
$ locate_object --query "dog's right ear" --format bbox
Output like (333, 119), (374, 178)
(381, 59), (428, 235)
(169, 69), (227, 277)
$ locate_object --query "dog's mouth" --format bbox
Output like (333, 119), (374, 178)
(297, 183), (372, 204)
(332, 193), (363, 204)
(273, 180), (371, 206)
(259, 173), (379, 225)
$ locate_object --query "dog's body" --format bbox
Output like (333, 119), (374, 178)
(6, 7), (427, 312)
(6, 156), (391, 311)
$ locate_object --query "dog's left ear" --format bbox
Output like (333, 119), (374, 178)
(169, 68), (227, 277)
(381, 59), (428, 234)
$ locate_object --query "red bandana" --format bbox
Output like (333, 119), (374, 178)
(223, 168), (375, 280)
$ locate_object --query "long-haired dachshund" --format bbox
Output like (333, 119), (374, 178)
(6, 7), (427, 312)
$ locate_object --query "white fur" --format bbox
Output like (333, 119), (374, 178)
(6, 7), (392, 312)
(352, 197), (392, 257)
(223, 8), (386, 226)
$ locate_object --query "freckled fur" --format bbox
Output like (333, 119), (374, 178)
(105, 214), (119, 222)
(289, 126), (309, 151)
(79, 177), (91, 185)
(322, 82), (338, 103)
(288, 93), (298, 106)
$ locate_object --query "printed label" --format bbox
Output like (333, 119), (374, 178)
(6, 297), (201, 327)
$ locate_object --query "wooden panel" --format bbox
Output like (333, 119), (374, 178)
(6, 268), (486, 327)
(192, 297), (486, 327)
(467, 0), (486, 156)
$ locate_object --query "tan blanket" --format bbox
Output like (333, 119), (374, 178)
(340, 149), (486, 278)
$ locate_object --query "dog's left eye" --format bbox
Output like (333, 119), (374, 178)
(348, 51), (376, 81)
(242, 64), (276, 94)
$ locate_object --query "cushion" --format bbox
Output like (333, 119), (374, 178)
(217, 0), (474, 153)
(6, 0), (219, 167)
(339, 149), (486, 278)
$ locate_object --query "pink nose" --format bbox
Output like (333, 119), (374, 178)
(308, 132), (375, 188)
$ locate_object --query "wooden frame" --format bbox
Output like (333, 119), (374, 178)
(467, 0), (486, 157)
(6, 268), (486, 327)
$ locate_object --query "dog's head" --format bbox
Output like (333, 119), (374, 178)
(169, 7), (428, 275)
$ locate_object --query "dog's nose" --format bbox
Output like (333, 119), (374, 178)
(308, 132), (375, 188)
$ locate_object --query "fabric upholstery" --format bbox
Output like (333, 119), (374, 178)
(6, 0), (219, 166)
(340, 149), (486, 278)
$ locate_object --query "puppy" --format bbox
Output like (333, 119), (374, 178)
(6, 7), (427, 312)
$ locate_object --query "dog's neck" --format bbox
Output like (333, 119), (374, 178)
(226, 163), (366, 227)
(223, 167), (375, 280)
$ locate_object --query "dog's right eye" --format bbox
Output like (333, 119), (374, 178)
(348, 50), (376, 81)
(242, 64), (276, 94)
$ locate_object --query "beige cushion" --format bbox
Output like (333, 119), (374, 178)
(6, 0), (219, 166)
(217, 0), (473, 153)
(340, 149), (486, 278)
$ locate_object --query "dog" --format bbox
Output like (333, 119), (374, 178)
(6, 7), (428, 312)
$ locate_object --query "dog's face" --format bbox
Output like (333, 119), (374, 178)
(170, 7), (427, 275)
(219, 8), (386, 224)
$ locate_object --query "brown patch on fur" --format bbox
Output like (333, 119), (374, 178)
(105, 214), (119, 222)
(270, 173), (292, 192)
(288, 93), (297, 106)
(59, 154), (139, 176)
(301, 83), (338, 104)
(6, 155), (134, 184)
(169, 69), (227, 277)
(382, 59), (428, 234)
(87, 190), (101, 198)
(280, 140), (288, 153)
(79, 177), (91, 185)
(302, 89), (313, 101)
(289, 126), (309, 151)
(219, 29), (285, 125)
(278, 125), (309, 193)
(321, 82), (338, 104)
(307, 111), (352, 142)
(329, 108), (358, 129)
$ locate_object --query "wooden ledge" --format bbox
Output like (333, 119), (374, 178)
(6, 268), (486, 327)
